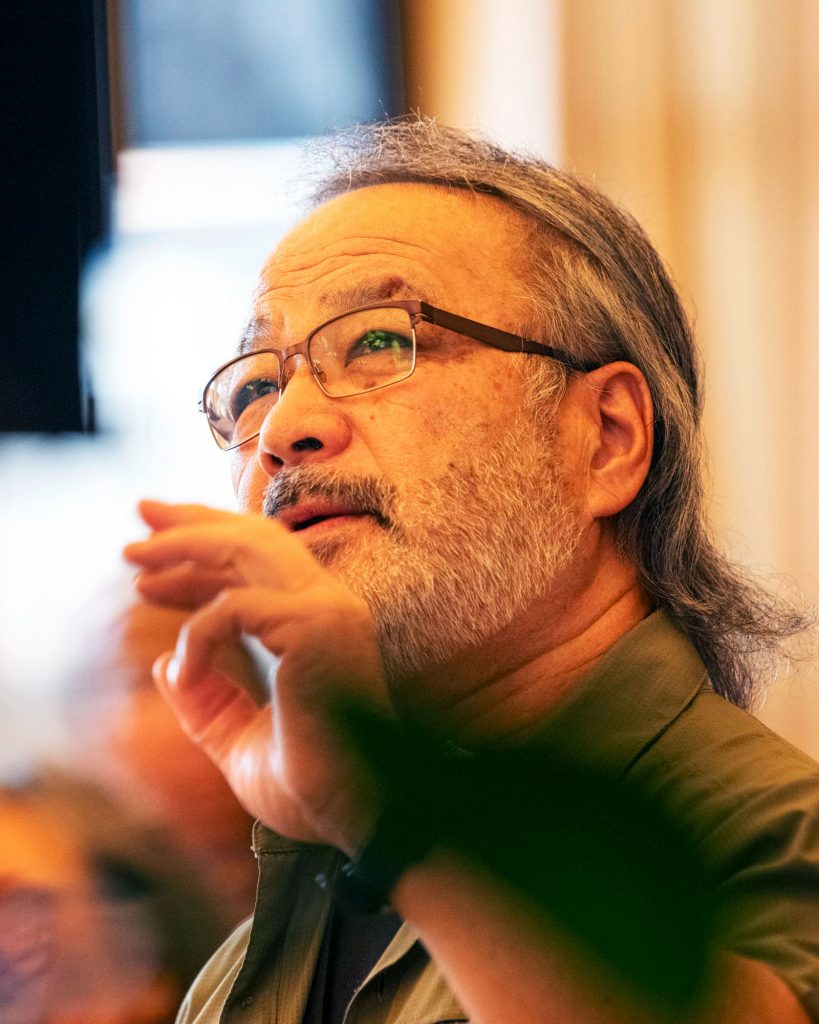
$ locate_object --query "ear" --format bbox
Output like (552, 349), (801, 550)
(581, 361), (654, 520)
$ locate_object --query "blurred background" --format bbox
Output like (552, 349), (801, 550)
(2, 0), (818, 765)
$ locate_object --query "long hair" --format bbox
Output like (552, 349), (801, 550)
(308, 118), (810, 709)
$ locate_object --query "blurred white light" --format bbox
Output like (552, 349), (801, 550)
(0, 141), (306, 766)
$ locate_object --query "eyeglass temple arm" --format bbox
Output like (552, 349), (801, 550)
(417, 302), (599, 373)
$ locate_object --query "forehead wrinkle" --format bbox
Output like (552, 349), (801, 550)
(244, 231), (447, 356)
(238, 274), (436, 356)
(264, 230), (435, 270)
(245, 203), (498, 355)
(259, 228), (440, 293)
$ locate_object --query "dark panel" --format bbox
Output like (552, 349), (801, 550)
(120, 0), (405, 145)
(1, 0), (110, 433)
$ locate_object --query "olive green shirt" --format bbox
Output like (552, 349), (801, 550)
(177, 612), (819, 1023)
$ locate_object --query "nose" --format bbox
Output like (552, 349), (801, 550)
(255, 360), (353, 475)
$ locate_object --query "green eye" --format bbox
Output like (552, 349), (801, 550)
(231, 376), (279, 419)
(346, 329), (412, 362)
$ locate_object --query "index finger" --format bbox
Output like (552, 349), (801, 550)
(124, 515), (322, 590)
(137, 499), (239, 532)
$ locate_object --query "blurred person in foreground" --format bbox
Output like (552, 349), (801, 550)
(64, 589), (260, 931)
(0, 591), (259, 1022)
(125, 120), (819, 1024)
(0, 786), (178, 1024)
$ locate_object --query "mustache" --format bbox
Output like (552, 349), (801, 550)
(262, 466), (399, 531)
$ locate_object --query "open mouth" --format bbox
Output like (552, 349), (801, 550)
(291, 511), (368, 532)
(292, 514), (329, 532)
(293, 513), (338, 532)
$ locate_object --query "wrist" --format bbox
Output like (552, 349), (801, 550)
(317, 800), (437, 913)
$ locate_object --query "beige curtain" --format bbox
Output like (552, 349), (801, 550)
(402, 0), (819, 753)
(561, 0), (819, 753)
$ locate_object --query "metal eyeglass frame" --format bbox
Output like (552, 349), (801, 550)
(199, 299), (601, 450)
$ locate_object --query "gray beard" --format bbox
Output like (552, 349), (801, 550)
(262, 411), (582, 687)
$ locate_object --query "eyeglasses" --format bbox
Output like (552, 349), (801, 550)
(199, 300), (600, 450)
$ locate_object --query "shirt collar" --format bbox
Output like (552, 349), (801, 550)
(252, 820), (330, 856)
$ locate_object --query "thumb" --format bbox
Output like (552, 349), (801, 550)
(153, 650), (262, 766)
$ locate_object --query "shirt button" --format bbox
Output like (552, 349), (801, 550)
(240, 996), (254, 1009)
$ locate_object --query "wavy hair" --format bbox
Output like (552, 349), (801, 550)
(308, 118), (810, 709)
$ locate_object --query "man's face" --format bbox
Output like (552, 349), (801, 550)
(231, 185), (585, 683)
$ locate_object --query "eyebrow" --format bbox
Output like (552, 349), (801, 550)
(238, 318), (273, 356)
(236, 276), (431, 355)
(317, 276), (424, 314)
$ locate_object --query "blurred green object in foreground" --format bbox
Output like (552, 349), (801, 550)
(336, 702), (724, 1018)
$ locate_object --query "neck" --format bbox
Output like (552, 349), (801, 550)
(396, 547), (653, 746)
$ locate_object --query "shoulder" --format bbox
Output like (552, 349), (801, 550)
(629, 689), (819, 1010)
(629, 687), (819, 830)
(176, 917), (254, 1024)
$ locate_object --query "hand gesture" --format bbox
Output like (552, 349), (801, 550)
(124, 500), (388, 855)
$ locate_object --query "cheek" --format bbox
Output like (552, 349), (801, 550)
(370, 391), (470, 470)
(429, 367), (514, 425)
(418, 374), (515, 440)
(230, 452), (244, 495)
(231, 449), (264, 512)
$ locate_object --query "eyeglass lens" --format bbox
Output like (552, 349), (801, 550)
(204, 306), (416, 449)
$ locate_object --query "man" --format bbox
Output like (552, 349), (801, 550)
(125, 120), (818, 1023)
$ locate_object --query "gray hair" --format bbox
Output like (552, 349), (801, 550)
(308, 118), (810, 709)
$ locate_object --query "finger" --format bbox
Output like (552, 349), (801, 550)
(154, 650), (262, 765)
(124, 518), (319, 584)
(175, 586), (294, 687)
(137, 499), (238, 531)
(135, 562), (239, 608)
(124, 523), (250, 570)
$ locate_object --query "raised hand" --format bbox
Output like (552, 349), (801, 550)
(123, 500), (388, 855)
